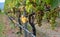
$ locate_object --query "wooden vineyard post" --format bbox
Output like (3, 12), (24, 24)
(23, 0), (28, 37)
(24, 22), (28, 37)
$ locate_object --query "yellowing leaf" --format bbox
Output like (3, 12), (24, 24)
(21, 15), (28, 23)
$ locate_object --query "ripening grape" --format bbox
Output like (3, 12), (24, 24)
(36, 10), (44, 26)
(49, 9), (58, 30)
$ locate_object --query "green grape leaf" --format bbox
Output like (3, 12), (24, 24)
(50, 0), (58, 9)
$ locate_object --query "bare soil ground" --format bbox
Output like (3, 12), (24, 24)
(35, 18), (60, 37)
